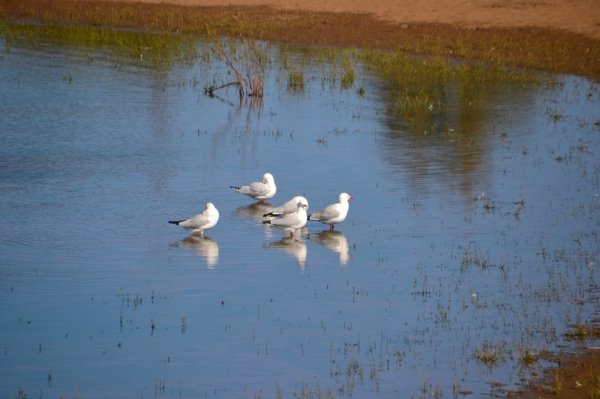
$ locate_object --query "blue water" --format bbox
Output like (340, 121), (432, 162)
(1, 35), (599, 399)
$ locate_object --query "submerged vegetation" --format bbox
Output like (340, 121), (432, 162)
(564, 324), (600, 342)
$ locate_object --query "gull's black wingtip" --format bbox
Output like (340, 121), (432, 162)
(168, 220), (182, 225)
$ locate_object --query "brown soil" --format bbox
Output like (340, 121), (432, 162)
(92, 0), (600, 40)
(509, 349), (600, 399)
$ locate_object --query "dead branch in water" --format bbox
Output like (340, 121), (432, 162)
(206, 30), (264, 98)
(203, 81), (240, 96)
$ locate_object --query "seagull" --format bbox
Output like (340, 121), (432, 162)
(230, 172), (276, 202)
(263, 196), (308, 218)
(168, 202), (219, 236)
(308, 193), (353, 230)
(263, 200), (308, 237)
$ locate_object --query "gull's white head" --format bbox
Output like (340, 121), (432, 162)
(340, 193), (354, 202)
(263, 173), (275, 184)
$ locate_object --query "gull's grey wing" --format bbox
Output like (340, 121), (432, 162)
(271, 212), (302, 228)
(249, 181), (270, 197)
(312, 204), (341, 221)
(271, 199), (295, 215)
(266, 197), (306, 217)
(180, 212), (210, 229)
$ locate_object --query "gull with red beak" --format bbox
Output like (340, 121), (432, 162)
(307, 193), (353, 230)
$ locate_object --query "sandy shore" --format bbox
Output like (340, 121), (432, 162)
(94, 0), (600, 39)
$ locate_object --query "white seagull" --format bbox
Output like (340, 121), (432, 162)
(263, 196), (308, 218)
(308, 193), (353, 230)
(230, 172), (276, 202)
(263, 200), (308, 237)
(168, 202), (219, 236)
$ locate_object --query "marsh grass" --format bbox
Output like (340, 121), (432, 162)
(286, 69), (305, 91)
(357, 49), (546, 136)
(475, 340), (507, 367)
(340, 57), (355, 89)
(0, 19), (201, 69)
(265, 43), (546, 140)
(1, 0), (599, 79)
(550, 371), (563, 395)
(564, 324), (600, 342)
(518, 350), (538, 367)
(278, 46), (361, 92)
(0, 14), (550, 137)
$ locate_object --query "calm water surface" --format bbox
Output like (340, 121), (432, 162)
(1, 34), (599, 398)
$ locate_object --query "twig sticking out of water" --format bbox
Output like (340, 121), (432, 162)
(205, 30), (264, 98)
(204, 81), (240, 96)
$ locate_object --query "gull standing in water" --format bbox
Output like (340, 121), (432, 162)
(168, 202), (219, 236)
(308, 193), (353, 230)
(263, 199), (308, 237)
(230, 173), (276, 202)
(263, 196), (308, 218)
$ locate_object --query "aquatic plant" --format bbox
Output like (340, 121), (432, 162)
(564, 324), (600, 341)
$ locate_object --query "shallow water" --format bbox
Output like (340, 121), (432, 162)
(1, 30), (599, 399)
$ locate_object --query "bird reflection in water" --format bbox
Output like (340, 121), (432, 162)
(309, 230), (352, 265)
(235, 202), (274, 222)
(176, 235), (219, 269)
(266, 228), (309, 268)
